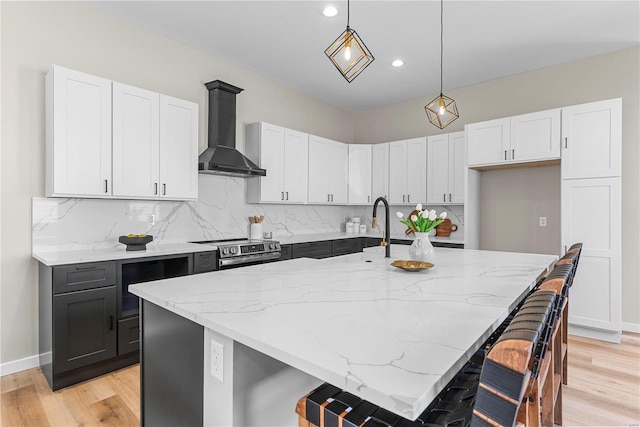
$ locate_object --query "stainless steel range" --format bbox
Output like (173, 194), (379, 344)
(191, 238), (281, 269)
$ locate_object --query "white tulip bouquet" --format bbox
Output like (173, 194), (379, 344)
(397, 203), (447, 233)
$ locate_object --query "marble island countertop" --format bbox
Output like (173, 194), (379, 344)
(130, 245), (555, 420)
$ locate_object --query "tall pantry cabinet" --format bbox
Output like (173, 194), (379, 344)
(560, 98), (622, 343)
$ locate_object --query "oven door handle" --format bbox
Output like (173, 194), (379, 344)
(218, 252), (281, 267)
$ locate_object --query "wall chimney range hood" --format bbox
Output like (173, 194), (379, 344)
(198, 80), (266, 177)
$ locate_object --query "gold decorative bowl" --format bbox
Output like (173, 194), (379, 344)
(391, 260), (434, 272)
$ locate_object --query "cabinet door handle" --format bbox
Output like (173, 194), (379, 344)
(109, 315), (114, 331)
(504, 150), (507, 161)
(565, 137), (568, 149)
(281, 191), (284, 201)
(407, 194), (410, 203)
(368, 195), (370, 203)
(104, 179), (108, 193)
(327, 194), (330, 202)
(449, 193), (452, 202)
(154, 183), (158, 195)
(512, 149), (515, 159)
(162, 184), (166, 195)
(286, 191), (289, 201)
(331, 194), (334, 202)
(443, 193), (446, 202)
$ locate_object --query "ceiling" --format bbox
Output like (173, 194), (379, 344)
(90, 1), (640, 112)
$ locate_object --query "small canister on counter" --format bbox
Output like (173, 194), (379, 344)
(346, 221), (356, 233)
(359, 224), (367, 234)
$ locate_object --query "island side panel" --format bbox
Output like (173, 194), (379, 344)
(141, 300), (203, 427)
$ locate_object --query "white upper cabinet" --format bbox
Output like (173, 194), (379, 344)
(158, 95), (199, 199)
(308, 135), (348, 204)
(561, 99), (622, 179)
(46, 66), (112, 197)
(466, 118), (510, 167)
(246, 123), (309, 204)
(112, 82), (160, 198)
(388, 140), (408, 204)
(111, 86), (198, 200)
(46, 65), (198, 200)
(511, 109), (561, 162)
(371, 143), (389, 201)
(427, 131), (465, 204)
(389, 138), (427, 205)
(348, 144), (372, 204)
(467, 109), (560, 167)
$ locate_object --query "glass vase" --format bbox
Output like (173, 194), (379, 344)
(409, 232), (435, 261)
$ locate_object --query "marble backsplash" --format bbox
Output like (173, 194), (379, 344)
(32, 174), (464, 252)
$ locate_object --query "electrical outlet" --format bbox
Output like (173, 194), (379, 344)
(211, 339), (224, 382)
(539, 217), (547, 227)
(147, 214), (156, 225)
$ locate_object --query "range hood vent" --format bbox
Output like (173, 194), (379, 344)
(198, 80), (266, 177)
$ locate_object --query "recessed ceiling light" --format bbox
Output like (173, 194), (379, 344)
(323, 6), (338, 17)
(392, 59), (404, 67)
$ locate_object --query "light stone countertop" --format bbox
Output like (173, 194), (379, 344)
(276, 231), (465, 245)
(32, 232), (463, 266)
(129, 245), (556, 420)
(32, 242), (216, 266)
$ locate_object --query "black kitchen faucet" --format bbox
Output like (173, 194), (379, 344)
(371, 197), (391, 258)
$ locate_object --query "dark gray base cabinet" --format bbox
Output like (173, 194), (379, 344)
(39, 261), (134, 391)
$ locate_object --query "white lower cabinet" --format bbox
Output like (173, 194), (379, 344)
(246, 123), (308, 204)
(561, 177), (621, 342)
(389, 138), (427, 205)
(348, 144), (372, 204)
(308, 136), (347, 204)
(427, 131), (465, 204)
(46, 65), (112, 197)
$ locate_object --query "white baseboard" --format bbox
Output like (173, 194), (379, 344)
(568, 324), (621, 343)
(0, 354), (41, 377)
(622, 322), (640, 334)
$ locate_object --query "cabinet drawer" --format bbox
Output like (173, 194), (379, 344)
(332, 239), (358, 256)
(193, 251), (218, 274)
(53, 262), (116, 295)
(292, 241), (332, 259)
(118, 316), (140, 355)
(279, 245), (292, 260)
(361, 237), (382, 248)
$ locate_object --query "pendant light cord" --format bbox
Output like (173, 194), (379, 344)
(347, 0), (350, 28)
(440, 0), (444, 96)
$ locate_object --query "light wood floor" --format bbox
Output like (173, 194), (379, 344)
(2, 333), (639, 426)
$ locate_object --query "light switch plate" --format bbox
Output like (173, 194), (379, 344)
(539, 217), (547, 227)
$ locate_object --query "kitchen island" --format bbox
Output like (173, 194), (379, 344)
(130, 246), (556, 426)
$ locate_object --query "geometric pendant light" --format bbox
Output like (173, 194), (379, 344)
(325, 0), (375, 83)
(425, 0), (459, 128)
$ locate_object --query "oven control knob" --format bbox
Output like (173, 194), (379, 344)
(222, 248), (229, 255)
(269, 243), (274, 249)
(230, 247), (237, 254)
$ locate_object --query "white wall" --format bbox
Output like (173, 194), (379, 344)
(0, 1), (356, 369)
(355, 47), (640, 326)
